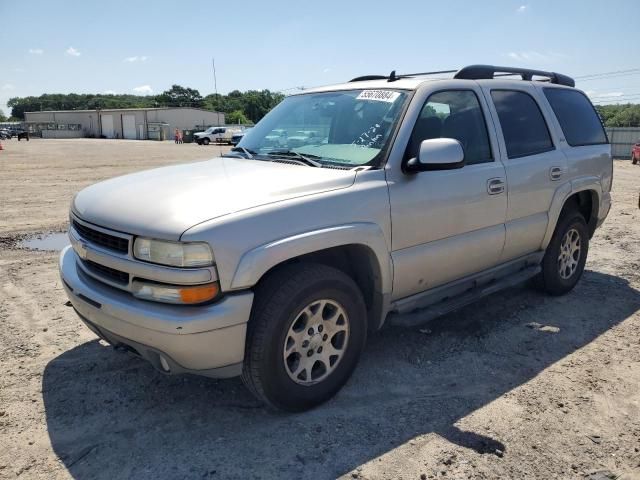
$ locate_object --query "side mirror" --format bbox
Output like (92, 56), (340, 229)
(404, 138), (465, 173)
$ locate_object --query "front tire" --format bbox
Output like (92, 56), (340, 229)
(536, 211), (589, 295)
(241, 263), (367, 411)
(633, 155), (638, 165)
(202, 138), (210, 145)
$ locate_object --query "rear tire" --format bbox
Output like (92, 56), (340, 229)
(633, 155), (638, 165)
(241, 263), (367, 412)
(535, 211), (589, 295)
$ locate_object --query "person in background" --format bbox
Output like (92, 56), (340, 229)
(177, 129), (183, 144)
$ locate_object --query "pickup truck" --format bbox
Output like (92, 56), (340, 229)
(194, 126), (242, 145)
(59, 64), (612, 411)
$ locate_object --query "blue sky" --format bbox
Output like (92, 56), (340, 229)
(1, 0), (639, 116)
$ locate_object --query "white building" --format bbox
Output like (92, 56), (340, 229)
(24, 107), (225, 140)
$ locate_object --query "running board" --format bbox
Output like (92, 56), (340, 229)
(387, 265), (541, 328)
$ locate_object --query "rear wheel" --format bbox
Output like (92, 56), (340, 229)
(241, 263), (367, 411)
(633, 155), (638, 165)
(535, 211), (589, 295)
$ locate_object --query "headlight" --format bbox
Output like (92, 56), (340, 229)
(133, 238), (213, 267)
(132, 280), (220, 304)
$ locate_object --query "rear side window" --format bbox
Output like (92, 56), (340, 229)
(490, 90), (554, 159)
(543, 89), (607, 146)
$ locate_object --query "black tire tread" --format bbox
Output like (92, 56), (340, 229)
(241, 263), (362, 410)
(535, 208), (588, 295)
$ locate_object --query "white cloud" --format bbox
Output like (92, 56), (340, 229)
(103, 90), (117, 95)
(1, 84), (15, 90)
(517, 5), (528, 13)
(322, 67), (331, 73)
(65, 47), (81, 57)
(28, 48), (44, 55)
(588, 91), (624, 99)
(505, 51), (567, 63)
(124, 55), (149, 63)
(133, 85), (153, 94)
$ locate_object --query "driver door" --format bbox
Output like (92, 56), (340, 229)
(387, 87), (507, 300)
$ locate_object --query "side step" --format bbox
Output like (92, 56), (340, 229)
(387, 265), (541, 328)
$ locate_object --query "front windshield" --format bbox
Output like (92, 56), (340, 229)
(237, 89), (409, 167)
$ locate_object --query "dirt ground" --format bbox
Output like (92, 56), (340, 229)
(0, 139), (639, 480)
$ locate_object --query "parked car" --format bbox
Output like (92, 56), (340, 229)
(632, 141), (640, 165)
(231, 128), (251, 146)
(60, 64), (612, 411)
(194, 126), (243, 145)
(0, 129), (11, 140)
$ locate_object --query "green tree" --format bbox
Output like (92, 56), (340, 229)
(0, 109), (7, 122)
(595, 104), (640, 127)
(155, 85), (204, 108)
(226, 110), (251, 125)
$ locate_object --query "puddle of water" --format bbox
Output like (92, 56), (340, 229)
(20, 232), (70, 251)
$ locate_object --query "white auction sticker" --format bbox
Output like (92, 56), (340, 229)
(356, 90), (401, 103)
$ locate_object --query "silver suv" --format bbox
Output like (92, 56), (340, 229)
(59, 65), (612, 411)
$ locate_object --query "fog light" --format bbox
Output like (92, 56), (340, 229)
(132, 281), (220, 305)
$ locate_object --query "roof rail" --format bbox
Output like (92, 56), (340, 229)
(349, 69), (457, 83)
(348, 65), (575, 87)
(454, 64), (575, 87)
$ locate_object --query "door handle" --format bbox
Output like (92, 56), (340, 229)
(487, 178), (505, 195)
(550, 166), (563, 181)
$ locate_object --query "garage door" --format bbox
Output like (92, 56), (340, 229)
(101, 114), (114, 138)
(122, 115), (136, 140)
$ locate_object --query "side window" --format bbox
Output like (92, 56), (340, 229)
(543, 88), (607, 146)
(490, 90), (554, 159)
(405, 90), (492, 165)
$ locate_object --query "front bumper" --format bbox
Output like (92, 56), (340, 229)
(59, 245), (253, 378)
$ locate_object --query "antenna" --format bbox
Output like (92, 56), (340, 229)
(212, 57), (223, 155)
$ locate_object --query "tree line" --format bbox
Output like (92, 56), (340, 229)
(4, 87), (640, 127)
(5, 85), (285, 124)
(595, 104), (640, 128)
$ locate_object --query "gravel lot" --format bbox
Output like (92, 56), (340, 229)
(0, 139), (639, 479)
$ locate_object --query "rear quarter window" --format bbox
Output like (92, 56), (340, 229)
(543, 89), (608, 146)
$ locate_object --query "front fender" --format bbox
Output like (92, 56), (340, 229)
(230, 222), (393, 295)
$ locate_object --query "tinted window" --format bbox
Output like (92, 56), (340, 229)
(406, 90), (492, 165)
(491, 90), (554, 158)
(544, 89), (607, 146)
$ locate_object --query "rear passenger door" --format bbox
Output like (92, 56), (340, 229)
(481, 84), (568, 262)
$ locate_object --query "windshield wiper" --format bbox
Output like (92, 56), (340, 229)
(223, 147), (257, 159)
(266, 150), (323, 167)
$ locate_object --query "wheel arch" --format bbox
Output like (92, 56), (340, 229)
(542, 181), (601, 249)
(231, 223), (393, 331)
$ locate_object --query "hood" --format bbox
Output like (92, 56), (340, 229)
(72, 157), (356, 240)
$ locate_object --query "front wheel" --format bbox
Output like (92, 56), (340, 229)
(535, 212), (589, 295)
(633, 155), (638, 165)
(241, 263), (367, 411)
(202, 138), (210, 145)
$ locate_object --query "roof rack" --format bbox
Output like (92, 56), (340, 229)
(454, 65), (575, 87)
(349, 64), (575, 87)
